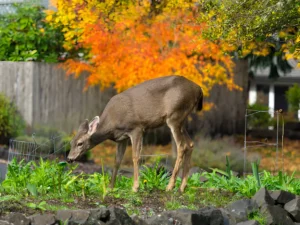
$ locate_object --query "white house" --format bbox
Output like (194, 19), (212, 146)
(248, 60), (300, 120)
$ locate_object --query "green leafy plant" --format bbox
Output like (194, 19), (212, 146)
(225, 155), (232, 180)
(248, 210), (267, 225)
(26, 183), (38, 197)
(251, 160), (261, 188)
(26, 201), (47, 211)
(247, 103), (272, 129)
(2, 158), (32, 193)
(187, 173), (202, 187)
(140, 159), (169, 191)
(1, 158), (299, 208)
(0, 3), (64, 62)
(286, 84), (300, 113)
(0, 94), (25, 144)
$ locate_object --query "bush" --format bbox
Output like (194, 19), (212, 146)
(247, 103), (272, 129)
(192, 135), (258, 174)
(0, 94), (25, 145)
(286, 84), (300, 113)
(15, 126), (72, 155)
(0, 3), (64, 62)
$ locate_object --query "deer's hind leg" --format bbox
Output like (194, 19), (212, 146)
(166, 118), (187, 191)
(129, 128), (143, 192)
(180, 128), (194, 192)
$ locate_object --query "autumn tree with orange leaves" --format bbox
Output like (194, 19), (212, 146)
(45, 0), (240, 104)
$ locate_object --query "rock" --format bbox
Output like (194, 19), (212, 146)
(261, 205), (294, 225)
(71, 210), (90, 225)
(219, 208), (237, 225)
(252, 188), (275, 208)
(189, 167), (206, 176)
(209, 209), (225, 225)
(0, 220), (10, 225)
(147, 207), (224, 225)
(88, 207), (110, 224)
(270, 190), (296, 204)
(30, 214), (56, 225)
(56, 210), (90, 225)
(226, 199), (258, 222)
(118, 168), (134, 178)
(107, 206), (135, 225)
(56, 210), (72, 223)
(131, 215), (149, 225)
(177, 167), (207, 178)
(236, 221), (260, 225)
(284, 198), (300, 222)
(7, 212), (30, 225)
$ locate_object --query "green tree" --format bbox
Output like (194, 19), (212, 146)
(199, 0), (300, 64)
(0, 3), (65, 62)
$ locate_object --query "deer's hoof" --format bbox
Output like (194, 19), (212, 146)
(179, 187), (186, 193)
(166, 184), (174, 192)
(132, 186), (139, 192)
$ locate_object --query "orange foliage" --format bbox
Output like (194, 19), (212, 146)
(48, 0), (240, 96)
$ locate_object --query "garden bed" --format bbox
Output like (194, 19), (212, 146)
(0, 158), (299, 224)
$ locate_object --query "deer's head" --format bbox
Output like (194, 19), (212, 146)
(67, 116), (100, 162)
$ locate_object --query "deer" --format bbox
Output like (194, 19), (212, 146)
(67, 75), (203, 192)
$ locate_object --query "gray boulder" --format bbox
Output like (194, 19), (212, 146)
(147, 207), (224, 225)
(56, 209), (90, 225)
(87, 208), (110, 224)
(261, 205), (294, 225)
(284, 198), (300, 222)
(0, 220), (10, 225)
(252, 188), (275, 208)
(106, 206), (135, 225)
(270, 190), (296, 205)
(226, 199), (258, 222)
(131, 215), (149, 225)
(7, 212), (30, 225)
(119, 168), (134, 178)
(219, 208), (237, 225)
(30, 214), (56, 225)
(236, 221), (260, 225)
(56, 210), (72, 222)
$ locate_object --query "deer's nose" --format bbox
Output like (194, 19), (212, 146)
(67, 158), (74, 163)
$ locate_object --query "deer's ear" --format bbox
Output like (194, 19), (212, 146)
(88, 116), (100, 135)
(78, 119), (89, 133)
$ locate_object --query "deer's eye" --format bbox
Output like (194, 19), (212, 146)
(77, 142), (83, 147)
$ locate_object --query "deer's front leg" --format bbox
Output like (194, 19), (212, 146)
(130, 129), (143, 192)
(110, 139), (128, 189)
